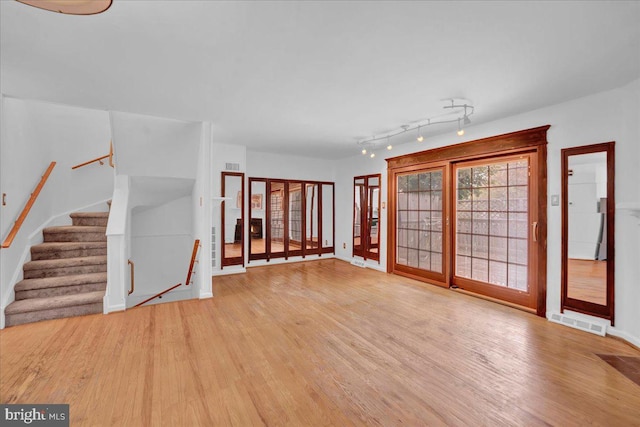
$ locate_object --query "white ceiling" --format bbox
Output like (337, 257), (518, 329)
(1, 0), (639, 159)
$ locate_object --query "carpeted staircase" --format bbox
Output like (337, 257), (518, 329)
(5, 211), (109, 327)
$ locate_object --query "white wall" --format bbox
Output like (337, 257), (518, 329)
(335, 78), (640, 345)
(129, 196), (193, 305)
(110, 111), (201, 179)
(1, 97), (112, 326)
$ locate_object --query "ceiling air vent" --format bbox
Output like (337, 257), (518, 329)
(225, 162), (240, 171)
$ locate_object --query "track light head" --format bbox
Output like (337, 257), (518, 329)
(361, 148), (367, 155)
(464, 115), (471, 125)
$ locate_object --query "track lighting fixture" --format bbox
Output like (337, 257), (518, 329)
(356, 99), (474, 157)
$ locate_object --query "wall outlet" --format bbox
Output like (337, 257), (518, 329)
(343, 242), (346, 249)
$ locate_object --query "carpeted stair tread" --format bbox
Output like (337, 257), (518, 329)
(70, 212), (109, 226)
(24, 255), (107, 271)
(44, 225), (106, 233)
(5, 291), (104, 315)
(31, 241), (107, 260)
(69, 212), (109, 218)
(15, 272), (107, 292)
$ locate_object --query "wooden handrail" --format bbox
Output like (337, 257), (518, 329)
(185, 239), (200, 286)
(1, 162), (56, 249)
(128, 259), (135, 295)
(71, 140), (115, 170)
(133, 283), (182, 308)
(133, 239), (200, 307)
(108, 141), (114, 168)
(71, 154), (110, 170)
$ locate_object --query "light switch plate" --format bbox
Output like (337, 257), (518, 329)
(551, 194), (560, 206)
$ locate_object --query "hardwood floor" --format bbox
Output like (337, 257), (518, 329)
(567, 258), (607, 305)
(2, 259), (639, 426)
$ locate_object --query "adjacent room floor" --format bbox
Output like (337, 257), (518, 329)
(1, 259), (639, 426)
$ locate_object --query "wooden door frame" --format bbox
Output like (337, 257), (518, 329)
(221, 171), (245, 268)
(388, 162), (450, 287)
(353, 174), (381, 262)
(561, 142), (615, 324)
(386, 125), (549, 317)
(450, 152), (538, 309)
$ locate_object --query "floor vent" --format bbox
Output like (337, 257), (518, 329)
(549, 312), (607, 336)
(351, 259), (366, 268)
(225, 162), (240, 171)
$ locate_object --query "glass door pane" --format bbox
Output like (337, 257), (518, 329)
(305, 183), (319, 254)
(396, 168), (444, 277)
(353, 178), (365, 257)
(454, 157), (530, 291)
(249, 179), (266, 260)
(288, 182), (303, 256)
(322, 184), (334, 252)
(269, 181), (285, 258)
(366, 177), (380, 260)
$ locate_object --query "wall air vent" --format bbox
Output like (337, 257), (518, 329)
(225, 162), (240, 171)
(548, 312), (607, 336)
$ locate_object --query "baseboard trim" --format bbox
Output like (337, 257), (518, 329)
(607, 328), (640, 351)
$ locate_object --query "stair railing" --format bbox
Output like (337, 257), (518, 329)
(71, 141), (115, 170)
(1, 162), (56, 249)
(128, 259), (135, 295)
(133, 239), (200, 307)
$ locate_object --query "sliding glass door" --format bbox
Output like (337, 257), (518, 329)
(452, 154), (537, 307)
(393, 167), (447, 284)
(387, 126), (548, 314)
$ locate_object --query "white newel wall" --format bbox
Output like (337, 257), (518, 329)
(193, 122), (213, 299)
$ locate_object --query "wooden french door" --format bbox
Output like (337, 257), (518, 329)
(387, 126), (548, 315)
(392, 165), (448, 285)
(452, 153), (539, 309)
(353, 174), (381, 261)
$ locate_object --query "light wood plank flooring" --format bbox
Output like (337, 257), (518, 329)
(1, 259), (639, 426)
(567, 258), (607, 305)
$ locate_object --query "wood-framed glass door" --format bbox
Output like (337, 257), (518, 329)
(390, 164), (448, 286)
(269, 180), (286, 259)
(452, 153), (538, 309)
(353, 174), (381, 262)
(386, 126), (549, 316)
(249, 178), (335, 262)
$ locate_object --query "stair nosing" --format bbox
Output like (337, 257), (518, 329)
(5, 291), (105, 315)
(15, 272), (108, 291)
(23, 255), (107, 270)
